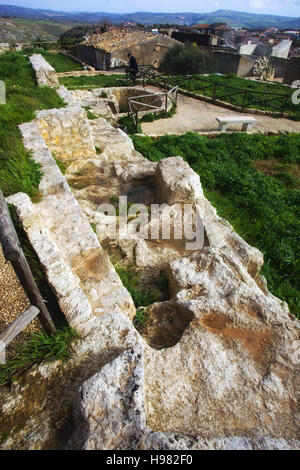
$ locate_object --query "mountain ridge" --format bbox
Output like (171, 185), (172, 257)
(0, 5), (299, 28)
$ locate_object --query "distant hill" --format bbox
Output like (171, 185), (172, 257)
(0, 17), (78, 43)
(0, 5), (299, 29)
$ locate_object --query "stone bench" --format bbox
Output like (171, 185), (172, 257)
(216, 116), (257, 132)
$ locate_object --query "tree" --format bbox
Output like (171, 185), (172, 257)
(160, 42), (216, 75)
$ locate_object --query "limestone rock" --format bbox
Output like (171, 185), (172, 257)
(114, 159), (156, 183)
(155, 156), (204, 204)
(253, 56), (275, 81)
(69, 346), (146, 450)
(29, 54), (59, 87)
(144, 246), (300, 440)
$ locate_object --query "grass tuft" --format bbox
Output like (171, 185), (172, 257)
(0, 327), (78, 385)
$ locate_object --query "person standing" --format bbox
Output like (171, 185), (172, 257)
(128, 52), (138, 85)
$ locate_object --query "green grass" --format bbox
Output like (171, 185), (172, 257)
(0, 52), (65, 198)
(0, 328), (78, 385)
(133, 308), (150, 330)
(153, 73), (299, 120)
(53, 155), (68, 175)
(132, 132), (300, 318)
(59, 73), (128, 89)
(86, 110), (99, 120)
(118, 115), (142, 134)
(26, 49), (83, 73)
(140, 102), (177, 123)
(114, 262), (169, 308)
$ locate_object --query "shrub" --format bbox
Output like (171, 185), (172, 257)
(160, 42), (215, 75)
(118, 116), (142, 134)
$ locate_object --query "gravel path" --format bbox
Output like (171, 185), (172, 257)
(141, 90), (300, 135)
(0, 246), (41, 353)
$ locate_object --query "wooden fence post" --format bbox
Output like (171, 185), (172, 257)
(0, 305), (40, 364)
(0, 190), (56, 334)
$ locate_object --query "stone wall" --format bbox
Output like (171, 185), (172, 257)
(0, 43), (9, 54)
(213, 51), (254, 77)
(72, 44), (108, 71)
(35, 104), (95, 165)
(72, 36), (179, 70)
(29, 54), (59, 87)
(112, 35), (179, 69)
(284, 56), (300, 85)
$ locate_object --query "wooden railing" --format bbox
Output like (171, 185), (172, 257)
(0, 190), (56, 363)
(127, 85), (178, 132)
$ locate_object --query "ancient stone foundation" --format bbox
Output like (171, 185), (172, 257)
(1, 56), (299, 451)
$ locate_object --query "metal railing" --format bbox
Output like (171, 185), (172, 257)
(138, 67), (291, 115)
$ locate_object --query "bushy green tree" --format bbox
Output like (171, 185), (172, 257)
(160, 42), (215, 75)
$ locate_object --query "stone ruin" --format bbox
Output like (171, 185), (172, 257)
(253, 56), (276, 81)
(0, 55), (299, 450)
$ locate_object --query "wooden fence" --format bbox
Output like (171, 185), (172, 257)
(127, 85), (178, 132)
(0, 190), (56, 363)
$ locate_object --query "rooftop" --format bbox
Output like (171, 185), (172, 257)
(83, 31), (157, 53)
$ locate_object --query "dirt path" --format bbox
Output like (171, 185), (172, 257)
(141, 90), (300, 135)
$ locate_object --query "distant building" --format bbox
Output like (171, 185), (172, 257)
(71, 31), (179, 69)
(240, 39), (292, 59)
(177, 23), (231, 42)
(171, 31), (221, 47)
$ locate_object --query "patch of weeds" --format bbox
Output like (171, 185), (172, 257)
(140, 102), (177, 123)
(109, 195), (136, 216)
(100, 91), (108, 98)
(69, 181), (86, 190)
(86, 110), (99, 120)
(114, 261), (169, 308)
(90, 223), (97, 234)
(118, 116), (142, 135)
(133, 308), (150, 331)
(156, 272), (169, 296)
(95, 146), (103, 154)
(0, 327), (78, 386)
(53, 155), (68, 175)
(0, 432), (10, 445)
(109, 195), (119, 205)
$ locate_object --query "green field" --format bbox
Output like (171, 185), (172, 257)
(155, 73), (299, 120)
(132, 132), (300, 318)
(26, 49), (83, 73)
(59, 73), (129, 88)
(0, 52), (64, 199)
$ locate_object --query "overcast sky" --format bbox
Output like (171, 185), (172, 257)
(2, 0), (300, 17)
